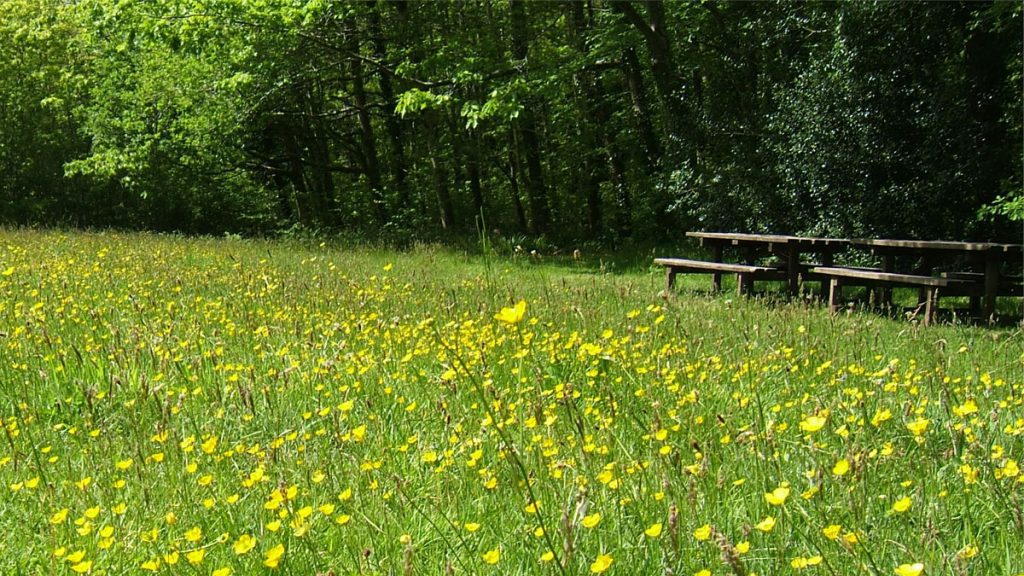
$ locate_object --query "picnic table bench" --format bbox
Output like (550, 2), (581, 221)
(659, 232), (1022, 324)
(848, 238), (1022, 321)
(939, 271), (1023, 292)
(657, 232), (849, 297)
(811, 266), (980, 325)
(654, 258), (784, 295)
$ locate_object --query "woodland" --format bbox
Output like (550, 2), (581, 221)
(0, 1), (1021, 243)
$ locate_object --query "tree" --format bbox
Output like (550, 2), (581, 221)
(0, 0), (92, 224)
(0, 0), (1018, 242)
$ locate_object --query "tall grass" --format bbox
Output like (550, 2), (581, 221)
(0, 228), (1020, 575)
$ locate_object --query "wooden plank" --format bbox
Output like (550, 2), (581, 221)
(923, 286), (937, 325)
(655, 258), (785, 293)
(940, 271), (984, 281)
(940, 272), (1022, 289)
(686, 231), (848, 249)
(683, 232), (851, 299)
(852, 238), (1023, 253)
(810, 266), (970, 288)
(825, 272), (942, 325)
(654, 258), (778, 274)
(686, 231), (796, 243)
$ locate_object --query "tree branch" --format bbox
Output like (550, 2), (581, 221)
(609, 1), (658, 47)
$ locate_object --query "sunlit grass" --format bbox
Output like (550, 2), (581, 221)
(0, 228), (1021, 575)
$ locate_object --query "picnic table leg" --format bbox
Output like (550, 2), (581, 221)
(786, 245), (800, 297)
(922, 287), (936, 326)
(742, 246), (757, 295)
(880, 254), (895, 308)
(666, 267), (677, 291)
(983, 257), (999, 321)
(818, 251), (834, 300)
(712, 273), (722, 292)
(738, 246), (757, 296)
(737, 273), (753, 296)
(828, 278), (843, 314)
(968, 293), (982, 319)
(711, 245), (723, 292)
(917, 287), (929, 309)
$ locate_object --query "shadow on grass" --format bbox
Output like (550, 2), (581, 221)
(664, 283), (1023, 329)
(399, 236), (1024, 328)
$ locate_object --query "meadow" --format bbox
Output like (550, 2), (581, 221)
(0, 228), (1021, 575)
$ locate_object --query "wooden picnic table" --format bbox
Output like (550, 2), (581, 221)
(850, 238), (1022, 320)
(685, 232), (850, 296)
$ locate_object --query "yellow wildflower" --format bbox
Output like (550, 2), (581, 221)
(494, 300), (527, 325)
(264, 543), (285, 569)
(799, 414), (827, 433)
(590, 554), (613, 574)
(906, 418), (929, 437)
(186, 549), (205, 565)
(482, 548), (500, 565)
(233, 534), (256, 555)
(693, 524), (712, 541)
(833, 459), (851, 476)
(894, 563), (924, 576)
(765, 485), (790, 506)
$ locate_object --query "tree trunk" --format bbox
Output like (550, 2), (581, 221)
(505, 133), (529, 232)
(427, 111), (454, 230)
(614, 0), (708, 177)
(510, 0), (551, 234)
(614, 1), (681, 133)
(622, 47), (661, 170)
(370, 2), (409, 207)
(606, 134), (630, 237)
(286, 82), (323, 224)
(456, 2), (485, 221)
(643, 0), (677, 105)
(281, 129), (308, 224)
(303, 79), (337, 224)
(568, 1), (604, 235)
(467, 134), (484, 218)
(349, 34), (388, 225)
(453, 118), (485, 220)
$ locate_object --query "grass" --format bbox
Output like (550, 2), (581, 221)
(0, 228), (1021, 576)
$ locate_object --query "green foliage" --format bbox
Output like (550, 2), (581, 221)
(395, 88), (452, 118)
(0, 0), (90, 223)
(981, 191), (1024, 223)
(0, 1), (1020, 241)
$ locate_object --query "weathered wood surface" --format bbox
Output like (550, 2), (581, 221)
(663, 234), (1021, 322)
(684, 232), (849, 296)
(810, 267), (972, 288)
(849, 238), (1022, 320)
(654, 258), (780, 274)
(654, 258), (783, 295)
(940, 271), (1023, 293)
(851, 238), (1023, 254)
(812, 266), (980, 325)
(687, 231), (849, 249)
